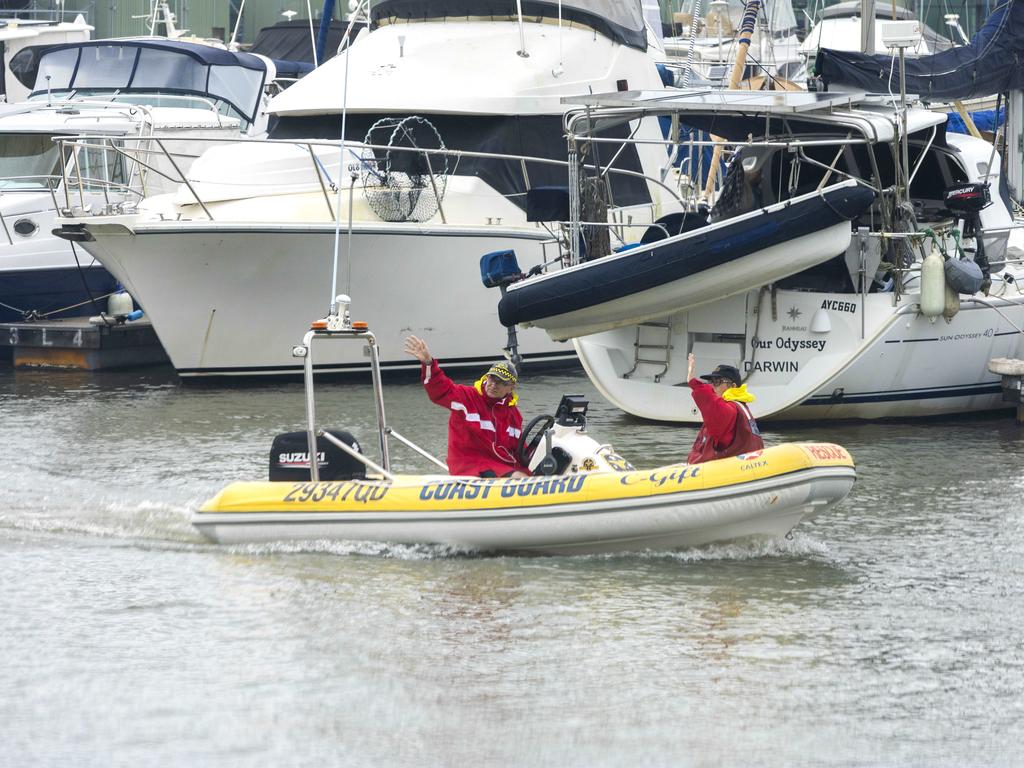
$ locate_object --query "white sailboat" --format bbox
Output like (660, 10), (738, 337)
(53, 1), (683, 378)
(495, 87), (1024, 422)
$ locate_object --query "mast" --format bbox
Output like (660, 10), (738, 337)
(861, 0), (876, 53)
(702, 0), (762, 200)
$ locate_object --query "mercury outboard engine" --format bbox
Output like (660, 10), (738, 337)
(269, 430), (366, 481)
(944, 182), (992, 293)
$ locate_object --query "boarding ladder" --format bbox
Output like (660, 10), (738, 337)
(622, 322), (673, 382)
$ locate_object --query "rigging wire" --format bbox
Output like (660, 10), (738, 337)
(328, 0), (367, 314)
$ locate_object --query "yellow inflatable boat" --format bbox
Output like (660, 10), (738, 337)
(195, 442), (855, 554)
(193, 323), (856, 554)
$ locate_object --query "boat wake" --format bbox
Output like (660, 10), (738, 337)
(632, 530), (834, 562)
(212, 531), (833, 562)
(1, 500), (833, 562)
(0, 498), (203, 546)
(219, 539), (485, 560)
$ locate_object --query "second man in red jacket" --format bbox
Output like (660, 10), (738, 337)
(686, 352), (764, 464)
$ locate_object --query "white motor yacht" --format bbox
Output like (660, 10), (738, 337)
(53, 0), (684, 378)
(0, 39), (275, 324)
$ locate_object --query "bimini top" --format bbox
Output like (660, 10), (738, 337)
(561, 88), (949, 143)
(370, 0), (647, 51)
(8, 39), (269, 124)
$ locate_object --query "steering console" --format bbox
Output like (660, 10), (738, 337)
(517, 413), (555, 467)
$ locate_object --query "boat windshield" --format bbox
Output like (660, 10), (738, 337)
(12, 40), (268, 125)
(0, 134), (61, 191)
(370, 0), (647, 50)
(669, 0), (797, 35)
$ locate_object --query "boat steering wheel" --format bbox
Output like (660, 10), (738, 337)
(518, 414), (555, 466)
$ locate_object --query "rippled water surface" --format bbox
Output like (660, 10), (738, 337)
(2, 365), (1022, 767)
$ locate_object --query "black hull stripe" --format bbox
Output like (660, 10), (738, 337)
(177, 350), (577, 377)
(803, 382), (1001, 405)
(126, 226), (549, 240)
(887, 330), (1022, 344)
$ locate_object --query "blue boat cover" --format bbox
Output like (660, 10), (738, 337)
(815, 0), (1024, 101)
(268, 59), (316, 80)
(655, 63), (674, 87)
(946, 107), (1005, 135)
(497, 183), (876, 328)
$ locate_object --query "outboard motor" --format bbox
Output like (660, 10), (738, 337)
(269, 430), (366, 482)
(944, 182), (992, 292)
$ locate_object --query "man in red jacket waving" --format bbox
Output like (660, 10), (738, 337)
(686, 352), (764, 464)
(404, 335), (530, 478)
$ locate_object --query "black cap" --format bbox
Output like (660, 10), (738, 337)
(700, 364), (741, 386)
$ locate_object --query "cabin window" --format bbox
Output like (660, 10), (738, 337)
(208, 65), (265, 122)
(0, 134), (62, 191)
(370, 0), (648, 50)
(131, 48), (206, 91)
(72, 45), (141, 89)
(33, 47), (79, 91)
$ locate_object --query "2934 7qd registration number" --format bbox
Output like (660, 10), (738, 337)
(282, 481), (389, 504)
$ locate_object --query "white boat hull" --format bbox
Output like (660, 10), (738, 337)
(75, 219), (574, 376)
(0, 127), (258, 321)
(575, 287), (1024, 422)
